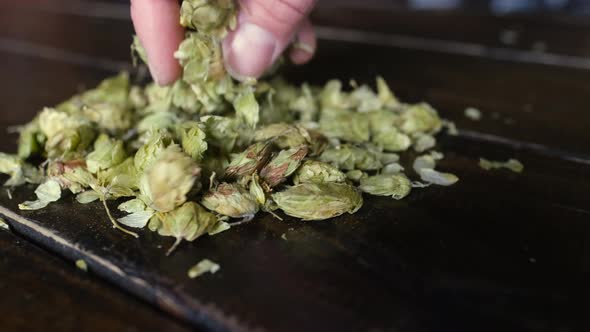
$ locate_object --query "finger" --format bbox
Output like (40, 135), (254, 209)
(289, 18), (316, 65)
(223, 0), (317, 79)
(130, 0), (184, 85)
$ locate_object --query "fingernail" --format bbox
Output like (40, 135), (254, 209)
(290, 41), (315, 64)
(223, 22), (278, 79)
(293, 41), (314, 54)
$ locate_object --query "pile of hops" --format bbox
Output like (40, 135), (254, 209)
(0, 0), (457, 254)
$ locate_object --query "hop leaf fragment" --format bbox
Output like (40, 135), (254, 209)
(233, 87), (260, 128)
(413, 152), (458, 186)
(19, 179), (61, 210)
(479, 158), (524, 173)
(188, 258), (220, 278)
(117, 198), (155, 229)
(0, 153), (43, 186)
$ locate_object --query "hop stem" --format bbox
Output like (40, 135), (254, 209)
(166, 238), (182, 256)
(102, 199), (139, 238)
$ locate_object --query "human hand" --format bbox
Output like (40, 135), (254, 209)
(131, 0), (317, 85)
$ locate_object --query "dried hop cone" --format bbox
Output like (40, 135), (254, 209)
(201, 182), (259, 219)
(139, 146), (201, 212)
(272, 183), (363, 221)
(180, 0), (237, 38)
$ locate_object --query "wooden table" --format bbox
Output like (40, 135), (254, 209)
(1, 1), (589, 331)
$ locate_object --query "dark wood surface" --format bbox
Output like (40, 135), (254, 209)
(0, 229), (192, 332)
(1, 1), (590, 332)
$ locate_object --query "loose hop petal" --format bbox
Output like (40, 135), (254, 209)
(19, 179), (62, 210)
(479, 158), (524, 173)
(413, 152), (459, 186)
(413, 134), (436, 153)
(187, 259), (220, 278)
(418, 168), (459, 186)
(0, 152), (42, 186)
(248, 174), (266, 205)
(233, 87), (260, 128)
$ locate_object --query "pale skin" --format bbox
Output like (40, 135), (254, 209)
(130, 0), (317, 85)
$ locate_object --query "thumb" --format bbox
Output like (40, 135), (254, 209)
(223, 0), (316, 79)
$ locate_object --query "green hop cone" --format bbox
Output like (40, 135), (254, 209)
(399, 103), (442, 135)
(253, 123), (311, 149)
(260, 146), (308, 187)
(153, 201), (221, 255)
(38, 108), (95, 158)
(248, 173), (266, 205)
(134, 131), (173, 173)
(179, 0), (237, 38)
(359, 173), (411, 199)
(292, 160), (346, 185)
(272, 182), (363, 221)
(224, 141), (273, 179)
(86, 134), (127, 174)
(319, 145), (382, 171)
(139, 146), (201, 212)
(233, 87), (260, 128)
(319, 110), (370, 144)
(177, 121), (208, 161)
(201, 182), (259, 219)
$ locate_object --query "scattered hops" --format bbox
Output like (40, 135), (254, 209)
(0, 0), (460, 254)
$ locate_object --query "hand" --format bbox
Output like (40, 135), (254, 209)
(131, 0), (317, 85)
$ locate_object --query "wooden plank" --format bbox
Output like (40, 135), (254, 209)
(0, 126), (589, 332)
(0, 229), (192, 332)
(0, 4), (589, 330)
